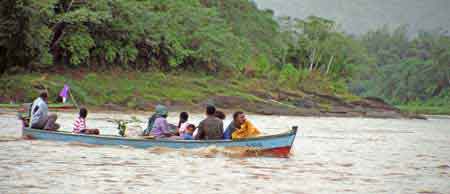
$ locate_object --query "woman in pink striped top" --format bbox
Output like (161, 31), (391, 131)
(73, 108), (99, 135)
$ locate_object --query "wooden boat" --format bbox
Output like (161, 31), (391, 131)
(22, 127), (298, 157)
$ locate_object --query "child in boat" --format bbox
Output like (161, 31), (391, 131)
(183, 124), (196, 140)
(177, 112), (189, 136)
(73, 108), (100, 135)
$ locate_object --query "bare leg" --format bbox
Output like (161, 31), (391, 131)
(44, 114), (60, 131)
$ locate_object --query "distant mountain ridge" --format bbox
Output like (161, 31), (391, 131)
(254, 0), (450, 35)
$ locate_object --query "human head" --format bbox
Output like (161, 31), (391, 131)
(155, 105), (168, 118)
(186, 124), (196, 134)
(214, 110), (226, 120)
(206, 105), (216, 116)
(179, 112), (189, 122)
(178, 112), (189, 128)
(39, 92), (48, 102)
(233, 111), (245, 125)
(79, 107), (88, 118)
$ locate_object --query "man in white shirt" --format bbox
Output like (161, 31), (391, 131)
(30, 92), (59, 130)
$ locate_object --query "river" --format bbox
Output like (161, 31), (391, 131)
(0, 109), (449, 194)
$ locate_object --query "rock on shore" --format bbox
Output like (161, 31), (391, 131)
(204, 92), (425, 119)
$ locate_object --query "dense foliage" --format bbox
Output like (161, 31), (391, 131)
(281, 16), (372, 77)
(354, 26), (450, 105)
(0, 0), (284, 73)
(0, 0), (448, 110)
(0, 0), (55, 73)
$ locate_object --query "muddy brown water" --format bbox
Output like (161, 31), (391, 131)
(0, 109), (449, 194)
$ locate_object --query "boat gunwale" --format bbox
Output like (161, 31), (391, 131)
(23, 128), (298, 143)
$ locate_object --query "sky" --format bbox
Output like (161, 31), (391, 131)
(254, 0), (450, 35)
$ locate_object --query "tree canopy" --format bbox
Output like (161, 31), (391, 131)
(0, 0), (285, 73)
(0, 0), (448, 108)
(355, 26), (450, 104)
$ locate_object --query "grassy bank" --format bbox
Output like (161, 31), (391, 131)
(0, 70), (356, 111)
(0, 103), (74, 108)
(397, 105), (450, 115)
(394, 95), (450, 115)
(2, 70), (448, 116)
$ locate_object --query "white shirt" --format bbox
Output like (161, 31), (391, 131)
(30, 97), (48, 126)
(178, 122), (189, 136)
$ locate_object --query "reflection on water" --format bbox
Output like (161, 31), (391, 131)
(1, 109), (449, 194)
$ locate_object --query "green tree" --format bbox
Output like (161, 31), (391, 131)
(359, 26), (450, 104)
(283, 16), (371, 77)
(0, 0), (55, 73)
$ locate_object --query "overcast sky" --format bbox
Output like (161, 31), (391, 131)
(254, 0), (450, 34)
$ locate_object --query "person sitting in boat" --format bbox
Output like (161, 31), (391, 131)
(214, 110), (226, 120)
(195, 105), (223, 140)
(144, 105), (176, 138)
(177, 112), (190, 137)
(73, 108), (100, 135)
(143, 105), (167, 136)
(224, 111), (260, 139)
(223, 111), (240, 139)
(183, 124), (196, 140)
(30, 92), (60, 131)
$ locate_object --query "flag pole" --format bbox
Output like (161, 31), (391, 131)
(69, 89), (80, 110)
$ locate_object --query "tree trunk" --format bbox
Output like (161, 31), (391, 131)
(64, 0), (73, 12)
(50, 0), (73, 64)
(309, 48), (316, 71)
(315, 53), (323, 71)
(431, 78), (450, 97)
(326, 55), (334, 74)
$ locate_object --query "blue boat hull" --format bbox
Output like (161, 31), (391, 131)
(23, 128), (298, 157)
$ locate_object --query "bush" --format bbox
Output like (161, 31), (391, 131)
(278, 63), (300, 88)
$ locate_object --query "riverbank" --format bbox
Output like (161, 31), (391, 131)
(0, 70), (425, 119)
(396, 105), (450, 116)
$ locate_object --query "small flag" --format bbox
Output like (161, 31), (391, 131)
(59, 84), (70, 103)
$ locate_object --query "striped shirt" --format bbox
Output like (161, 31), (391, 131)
(73, 117), (86, 133)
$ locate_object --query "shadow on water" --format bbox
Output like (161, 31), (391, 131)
(16, 138), (295, 158)
(0, 136), (23, 142)
(149, 146), (294, 158)
(66, 142), (103, 148)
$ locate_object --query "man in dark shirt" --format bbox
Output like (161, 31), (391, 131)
(196, 105), (223, 140)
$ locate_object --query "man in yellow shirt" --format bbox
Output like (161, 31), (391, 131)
(226, 111), (261, 139)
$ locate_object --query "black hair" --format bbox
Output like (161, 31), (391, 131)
(214, 110), (226, 120)
(178, 112), (189, 128)
(79, 107), (88, 118)
(233, 111), (244, 120)
(186, 124), (196, 134)
(40, 92), (48, 99)
(206, 105), (216, 115)
(187, 124), (196, 130)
